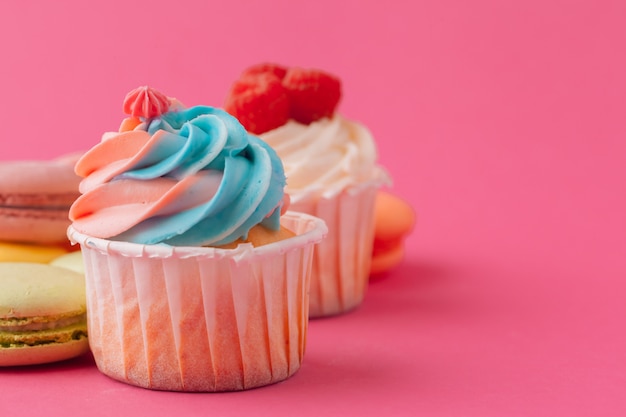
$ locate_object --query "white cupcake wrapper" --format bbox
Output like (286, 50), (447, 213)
(289, 167), (389, 317)
(68, 212), (326, 392)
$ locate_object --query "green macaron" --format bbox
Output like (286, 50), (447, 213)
(0, 262), (88, 366)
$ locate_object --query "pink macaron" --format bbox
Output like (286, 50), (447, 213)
(0, 153), (82, 245)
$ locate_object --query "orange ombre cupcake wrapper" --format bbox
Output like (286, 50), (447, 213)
(68, 212), (326, 392)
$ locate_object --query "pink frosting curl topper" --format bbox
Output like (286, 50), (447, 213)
(123, 86), (171, 119)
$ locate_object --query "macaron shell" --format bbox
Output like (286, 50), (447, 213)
(0, 153), (82, 194)
(0, 210), (73, 244)
(0, 242), (69, 263)
(0, 263), (88, 366)
(373, 191), (416, 241)
(50, 251), (85, 275)
(0, 263), (85, 318)
(0, 152), (82, 244)
(370, 191), (415, 276)
(0, 338), (89, 367)
(370, 242), (405, 276)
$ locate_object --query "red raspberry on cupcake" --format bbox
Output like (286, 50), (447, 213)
(224, 71), (290, 134)
(241, 62), (288, 80)
(282, 67), (342, 124)
(224, 63), (342, 133)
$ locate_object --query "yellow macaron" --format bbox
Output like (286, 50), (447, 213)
(0, 241), (70, 264)
(0, 262), (89, 366)
(49, 251), (85, 275)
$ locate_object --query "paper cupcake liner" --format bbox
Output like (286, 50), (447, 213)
(68, 212), (326, 392)
(289, 168), (388, 317)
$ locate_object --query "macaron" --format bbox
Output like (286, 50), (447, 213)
(0, 241), (70, 264)
(370, 191), (415, 276)
(49, 250), (85, 275)
(0, 153), (82, 245)
(0, 263), (89, 366)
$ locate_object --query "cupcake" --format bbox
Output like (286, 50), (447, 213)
(67, 86), (326, 392)
(225, 64), (389, 317)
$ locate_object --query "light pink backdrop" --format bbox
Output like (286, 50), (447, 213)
(2, 0), (626, 416)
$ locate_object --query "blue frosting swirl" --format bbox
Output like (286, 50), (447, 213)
(71, 106), (286, 247)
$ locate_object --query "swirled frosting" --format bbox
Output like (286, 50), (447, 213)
(70, 100), (287, 247)
(259, 115), (387, 201)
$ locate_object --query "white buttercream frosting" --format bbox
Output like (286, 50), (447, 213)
(260, 115), (389, 201)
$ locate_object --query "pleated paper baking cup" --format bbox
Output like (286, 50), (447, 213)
(289, 168), (388, 317)
(67, 212), (326, 392)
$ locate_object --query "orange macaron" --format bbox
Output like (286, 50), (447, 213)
(370, 191), (415, 276)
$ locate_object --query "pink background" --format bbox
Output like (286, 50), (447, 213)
(2, 0), (626, 415)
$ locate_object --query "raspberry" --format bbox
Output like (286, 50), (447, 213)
(224, 73), (290, 135)
(241, 62), (288, 81)
(282, 67), (342, 124)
